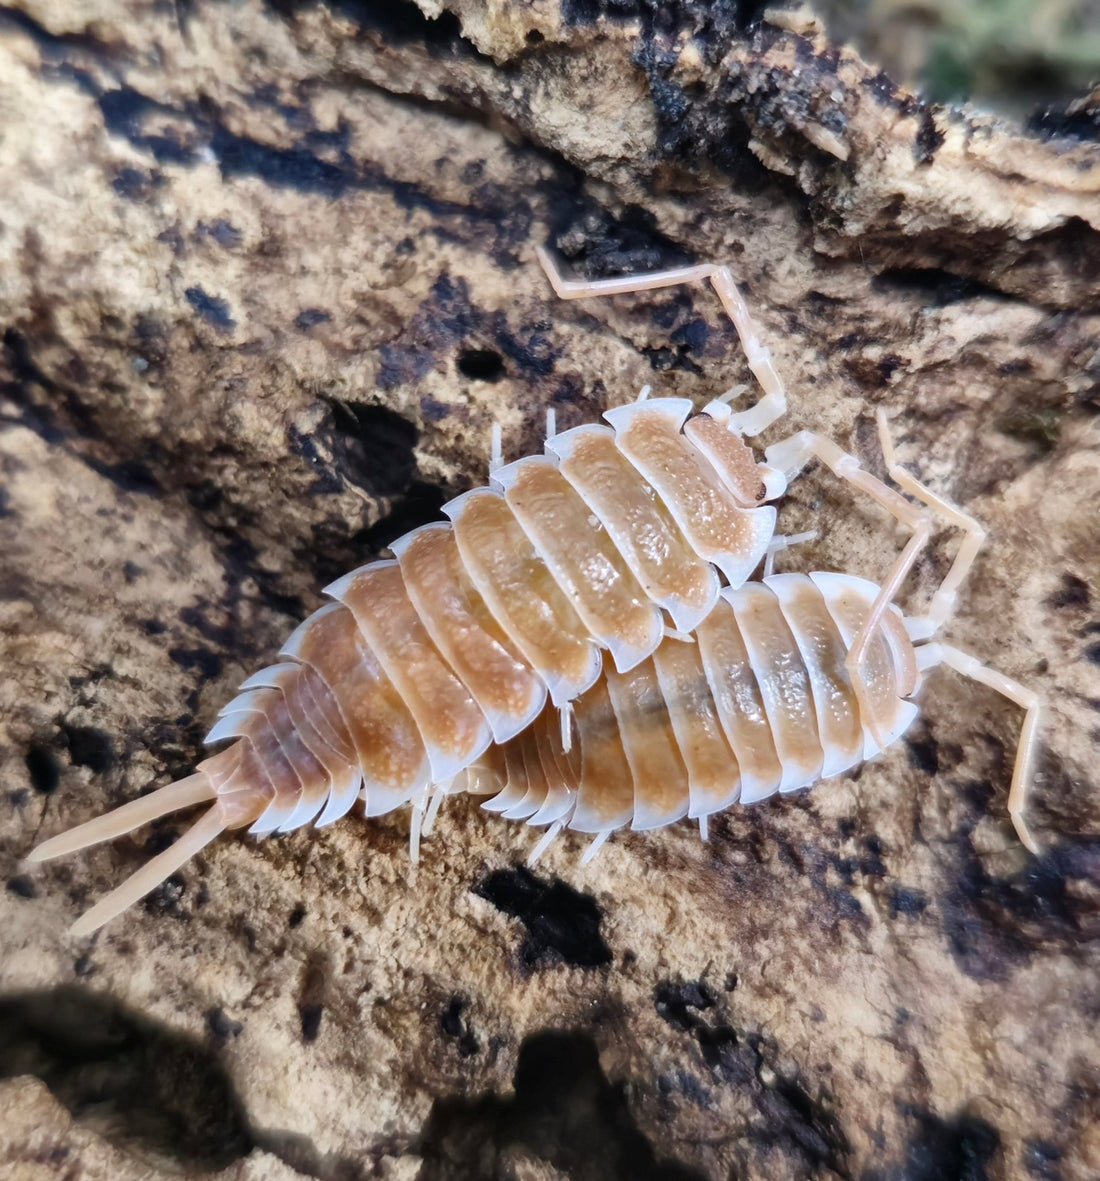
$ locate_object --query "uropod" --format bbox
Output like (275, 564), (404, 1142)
(29, 247), (809, 935)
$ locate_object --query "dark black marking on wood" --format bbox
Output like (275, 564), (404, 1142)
(475, 866), (612, 969)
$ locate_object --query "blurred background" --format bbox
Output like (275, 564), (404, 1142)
(814, 0), (1100, 115)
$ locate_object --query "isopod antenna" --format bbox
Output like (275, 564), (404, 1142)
(765, 408), (1041, 852)
(535, 245), (787, 437)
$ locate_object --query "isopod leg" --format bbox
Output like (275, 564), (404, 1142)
(559, 700), (574, 754)
(761, 528), (819, 579)
(420, 782), (449, 837)
(764, 428), (933, 742)
(526, 818), (566, 867)
(490, 422), (504, 474)
(580, 829), (611, 865)
(875, 408), (988, 634)
(409, 784), (431, 865)
(916, 643), (1041, 854)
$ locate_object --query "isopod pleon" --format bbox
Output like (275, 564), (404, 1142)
(28, 249), (800, 935)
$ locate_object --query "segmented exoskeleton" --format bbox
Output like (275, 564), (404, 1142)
(435, 407), (1041, 867)
(28, 249), (797, 934)
(471, 571), (927, 852)
(28, 253), (1040, 935)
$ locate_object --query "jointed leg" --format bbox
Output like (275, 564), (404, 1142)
(490, 422), (504, 475)
(762, 528), (819, 579)
(764, 427), (934, 742)
(526, 818), (566, 867)
(421, 782), (449, 837)
(875, 408), (987, 635)
(560, 700), (574, 754)
(915, 642), (1041, 853)
(408, 783), (432, 865)
(535, 245), (787, 437)
(580, 829), (611, 865)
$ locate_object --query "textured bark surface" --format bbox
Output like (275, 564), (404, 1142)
(1, 2), (1099, 1179)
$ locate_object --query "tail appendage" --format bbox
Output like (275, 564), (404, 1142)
(26, 743), (268, 937)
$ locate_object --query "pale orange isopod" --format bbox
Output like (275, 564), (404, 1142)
(28, 248), (812, 934)
(431, 404), (1041, 869)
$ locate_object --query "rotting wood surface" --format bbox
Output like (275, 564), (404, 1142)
(1, 3), (1098, 1179)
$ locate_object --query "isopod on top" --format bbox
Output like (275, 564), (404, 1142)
(29, 245), (810, 935)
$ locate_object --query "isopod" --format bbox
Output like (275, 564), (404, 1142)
(28, 249), (804, 935)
